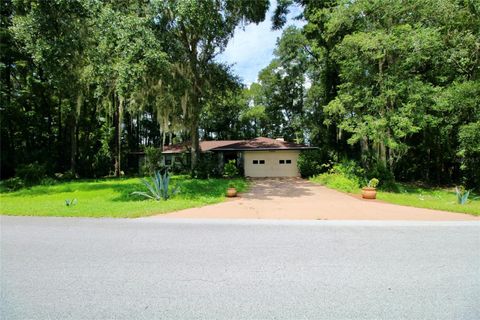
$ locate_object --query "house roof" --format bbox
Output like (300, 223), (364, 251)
(162, 137), (316, 154)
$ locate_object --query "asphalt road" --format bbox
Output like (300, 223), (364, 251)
(1, 216), (479, 320)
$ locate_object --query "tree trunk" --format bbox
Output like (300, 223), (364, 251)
(190, 116), (200, 171)
(136, 113), (141, 151)
(113, 94), (122, 177)
(58, 99), (64, 171)
(70, 92), (83, 175)
(360, 137), (369, 167)
(70, 115), (77, 174)
(379, 140), (387, 167)
(161, 129), (166, 152)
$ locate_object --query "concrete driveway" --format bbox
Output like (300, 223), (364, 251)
(155, 178), (479, 220)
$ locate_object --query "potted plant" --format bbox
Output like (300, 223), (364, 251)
(362, 178), (379, 199)
(226, 182), (237, 197)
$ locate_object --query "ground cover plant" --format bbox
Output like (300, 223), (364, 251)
(0, 176), (248, 218)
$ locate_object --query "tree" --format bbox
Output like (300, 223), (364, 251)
(200, 65), (246, 140)
(272, 0), (479, 184)
(90, 2), (168, 176)
(11, 0), (94, 174)
(240, 83), (269, 138)
(323, 0), (479, 181)
(154, 0), (269, 170)
(256, 26), (310, 142)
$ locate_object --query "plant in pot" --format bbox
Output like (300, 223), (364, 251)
(223, 160), (239, 197)
(226, 182), (237, 197)
(362, 178), (379, 199)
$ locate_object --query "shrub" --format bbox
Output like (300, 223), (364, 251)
(312, 172), (361, 193)
(332, 160), (365, 180)
(223, 160), (239, 178)
(15, 162), (46, 185)
(40, 177), (58, 186)
(310, 159), (403, 194)
(170, 158), (189, 175)
(141, 146), (163, 176)
(169, 163), (183, 175)
(1, 177), (25, 191)
(193, 153), (220, 179)
(54, 170), (78, 181)
(297, 149), (328, 178)
(366, 163), (397, 191)
(310, 160), (363, 193)
(457, 121), (480, 189)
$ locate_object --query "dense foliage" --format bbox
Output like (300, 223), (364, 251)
(274, 0), (479, 188)
(1, 0), (478, 189)
(1, 0), (269, 179)
(297, 149), (327, 178)
(223, 160), (239, 178)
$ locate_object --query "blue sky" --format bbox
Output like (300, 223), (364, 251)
(217, 1), (305, 86)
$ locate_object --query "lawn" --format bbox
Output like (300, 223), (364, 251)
(310, 175), (480, 216)
(0, 176), (249, 218)
(376, 184), (480, 216)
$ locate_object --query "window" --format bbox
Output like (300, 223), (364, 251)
(279, 160), (285, 164)
(286, 159), (292, 164)
(259, 160), (265, 164)
(165, 159), (172, 166)
(253, 160), (258, 164)
(253, 160), (265, 165)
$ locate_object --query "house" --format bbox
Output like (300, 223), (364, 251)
(162, 137), (316, 178)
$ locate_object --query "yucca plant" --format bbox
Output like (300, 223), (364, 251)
(132, 169), (179, 201)
(455, 186), (470, 205)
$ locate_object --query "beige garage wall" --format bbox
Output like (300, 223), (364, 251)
(244, 150), (300, 177)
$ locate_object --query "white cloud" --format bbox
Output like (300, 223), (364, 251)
(217, 1), (305, 86)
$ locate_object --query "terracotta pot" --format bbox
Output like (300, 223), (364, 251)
(362, 187), (377, 199)
(226, 187), (237, 197)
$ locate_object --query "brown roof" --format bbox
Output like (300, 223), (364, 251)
(212, 137), (314, 151)
(199, 140), (245, 151)
(162, 143), (188, 154)
(162, 137), (315, 154)
(162, 140), (243, 154)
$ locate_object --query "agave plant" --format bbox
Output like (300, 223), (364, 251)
(455, 186), (470, 205)
(132, 169), (179, 201)
(65, 198), (77, 207)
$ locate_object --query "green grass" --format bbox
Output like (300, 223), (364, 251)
(310, 174), (480, 216)
(0, 176), (249, 218)
(377, 184), (480, 216)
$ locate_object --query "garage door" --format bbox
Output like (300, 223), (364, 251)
(244, 150), (300, 177)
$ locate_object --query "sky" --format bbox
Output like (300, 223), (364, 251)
(217, 1), (305, 86)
